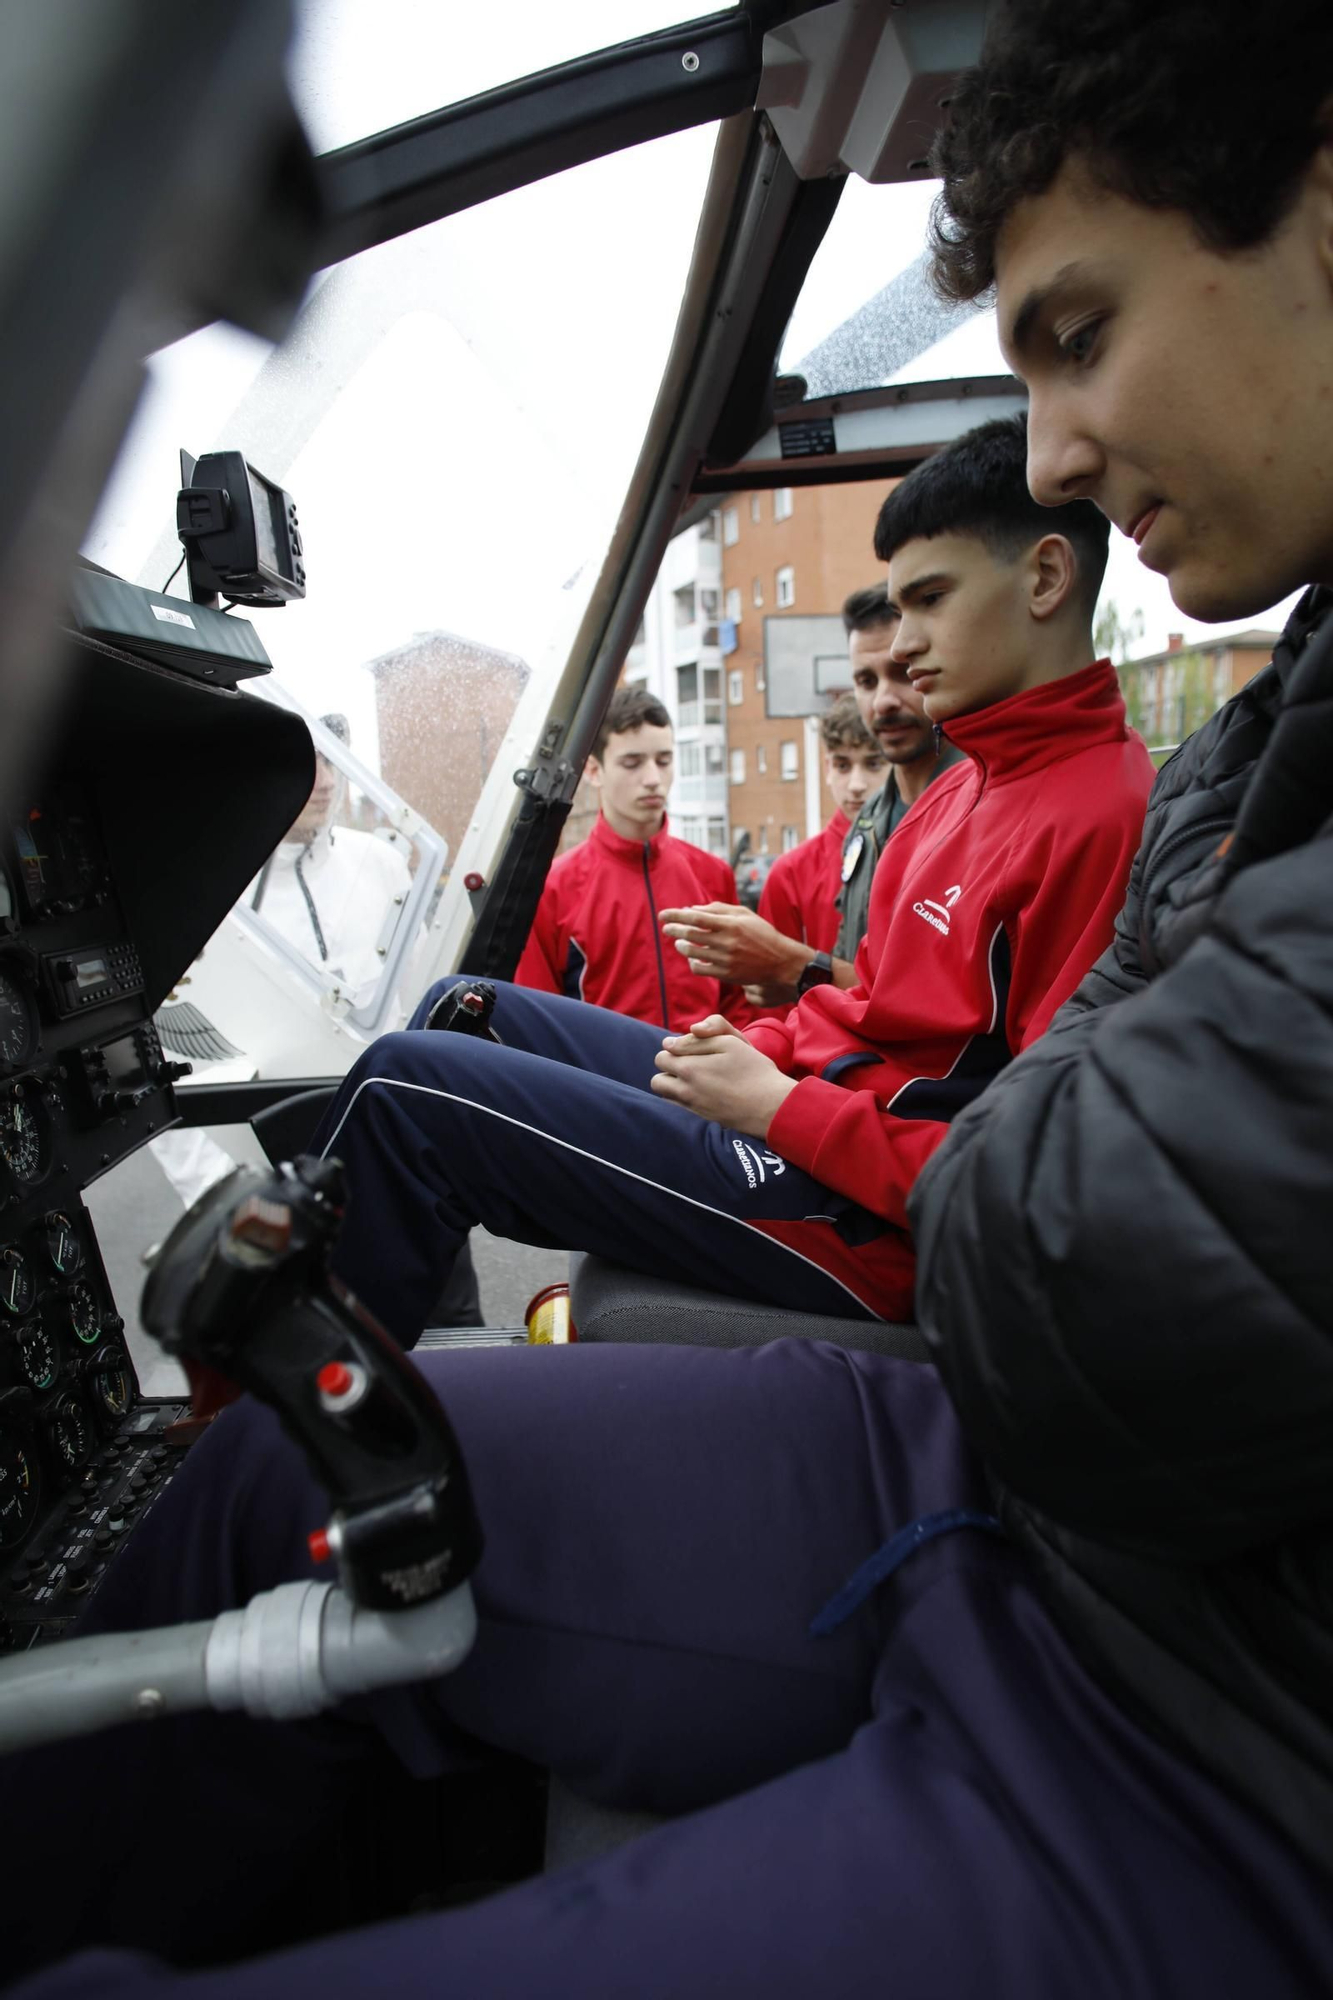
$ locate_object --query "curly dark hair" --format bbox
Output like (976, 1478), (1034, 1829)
(930, 0), (1333, 304)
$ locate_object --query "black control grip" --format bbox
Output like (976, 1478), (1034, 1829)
(141, 1158), (482, 1611)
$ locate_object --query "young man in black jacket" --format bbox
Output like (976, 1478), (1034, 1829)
(8, 5), (1333, 1998)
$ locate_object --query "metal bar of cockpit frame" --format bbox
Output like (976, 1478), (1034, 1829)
(455, 116), (835, 979)
(315, 11), (766, 266)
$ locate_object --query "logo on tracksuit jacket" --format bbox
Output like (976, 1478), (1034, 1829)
(912, 884), (963, 936)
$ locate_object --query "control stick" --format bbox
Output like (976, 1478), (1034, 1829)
(0, 1157), (482, 1752)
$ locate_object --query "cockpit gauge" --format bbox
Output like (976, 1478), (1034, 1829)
(0, 966), (37, 1074)
(0, 1085), (45, 1184)
(66, 1283), (100, 1346)
(88, 1346), (132, 1420)
(0, 1249), (35, 1318)
(40, 1212), (82, 1277)
(16, 1317), (57, 1394)
(50, 1394), (91, 1470)
(0, 1425), (39, 1549)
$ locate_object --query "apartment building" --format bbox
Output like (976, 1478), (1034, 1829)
(1117, 627), (1279, 751)
(719, 477), (896, 857)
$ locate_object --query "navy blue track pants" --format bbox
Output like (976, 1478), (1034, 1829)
(310, 978), (910, 1346)
(3, 1341), (1330, 1998)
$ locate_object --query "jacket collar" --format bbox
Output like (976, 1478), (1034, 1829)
(1272, 586), (1333, 691)
(590, 811), (670, 863)
(941, 659), (1128, 785)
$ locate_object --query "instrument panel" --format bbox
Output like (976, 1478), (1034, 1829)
(0, 783), (188, 1602)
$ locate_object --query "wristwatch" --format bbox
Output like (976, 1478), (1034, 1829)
(795, 950), (835, 996)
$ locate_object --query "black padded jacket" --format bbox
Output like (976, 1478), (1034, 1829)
(908, 587), (1333, 1880)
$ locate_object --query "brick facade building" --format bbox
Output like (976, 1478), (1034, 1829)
(719, 477), (895, 857)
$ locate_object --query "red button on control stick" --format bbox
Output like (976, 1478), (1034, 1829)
(316, 1362), (354, 1398)
(308, 1528), (331, 1564)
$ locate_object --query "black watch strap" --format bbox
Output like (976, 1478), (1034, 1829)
(796, 951), (835, 995)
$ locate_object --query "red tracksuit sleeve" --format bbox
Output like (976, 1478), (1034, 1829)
(765, 806), (1146, 1229)
(757, 853), (804, 944)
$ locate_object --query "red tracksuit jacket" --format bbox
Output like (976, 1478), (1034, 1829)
(517, 813), (756, 1031)
(758, 811), (849, 954)
(746, 661), (1154, 1314)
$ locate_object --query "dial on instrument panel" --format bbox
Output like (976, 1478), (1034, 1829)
(0, 1249), (34, 1317)
(51, 1394), (92, 1470)
(0, 1085), (46, 1185)
(0, 966), (37, 1073)
(41, 1211), (82, 1277)
(0, 1425), (39, 1548)
(66, 1283), (100, 1345)
(16, 1316), (57, 1393)
(88, 1346), (132, 1419)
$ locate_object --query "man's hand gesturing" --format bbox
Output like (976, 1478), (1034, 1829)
(650, 1014), (798, 1140)
(658, 903), (812, 987)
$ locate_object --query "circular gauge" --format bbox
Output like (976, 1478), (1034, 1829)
(88, 1346), (132, 1420)
(50, 1395), (91, 1471)
(0, 1425), (39, 1549)
(66, 1283), (100, 1346)
(0, 1086), (45, 1185)
(41, 1211), (82, 1277)
(0, 968), (36, 1073)
(16, 1317), (57, 1393)
(0, 1248), (34, 1317)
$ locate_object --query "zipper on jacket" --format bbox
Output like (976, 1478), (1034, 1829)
(1139, 813), (1234, 903)
(641, 846), (672, 1029)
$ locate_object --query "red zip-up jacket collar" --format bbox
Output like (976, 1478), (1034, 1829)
(939, 658), (1123, 784)
(587, 811), (671, 864)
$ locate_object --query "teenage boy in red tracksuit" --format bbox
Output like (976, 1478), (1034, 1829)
(514, 685), (755, 1032)
(300, 413), (1153, 1346)
(757, 695), (885, 955)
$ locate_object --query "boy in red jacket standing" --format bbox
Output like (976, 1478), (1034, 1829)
(308, 413), (1152, 1343)
(756, 695), (886, 955)
(515, 685), (754, 1031)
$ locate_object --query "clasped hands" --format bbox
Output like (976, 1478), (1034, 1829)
(650, 1014), (797, 1140)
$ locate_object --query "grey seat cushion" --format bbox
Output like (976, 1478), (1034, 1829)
(569, 1254), (928, 1361)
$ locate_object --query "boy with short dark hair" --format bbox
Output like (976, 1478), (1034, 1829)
(514, 683), (754, 1030)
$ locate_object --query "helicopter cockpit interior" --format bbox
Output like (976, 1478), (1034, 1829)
(4, 0), (1315, 1973)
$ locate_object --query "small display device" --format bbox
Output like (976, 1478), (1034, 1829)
(176, 449), (305, 609)
(41, 944), (144, 1020)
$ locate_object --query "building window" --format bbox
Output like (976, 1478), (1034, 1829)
(705, 741), (725, 775)
(774, 487), (793, 522)
(728, 668), (744, 706)
(780, 739), (798, 781)
(699, 587), (719, 619)
(702, 664), (722, 725)
(678, 742), (702, 778)
(782, 824), (799, 852)
(676, 662), (699, 727)
(756, 744), (767, 774)
(750, 493), (762, 523)
(725, 586), (742, 624)
(732, 826), (749, 854)
(752, 576), (764, 607)
(673, 583), (695, 628)
(707, 818), (727, 856)
(722, 506), (739, 546)
(699, 511), (719, 542)
(729, 748), (746, 784)
(775, 564), (795, 609)
(754, 661), (765, 694)
(758, 824), (770, 856)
